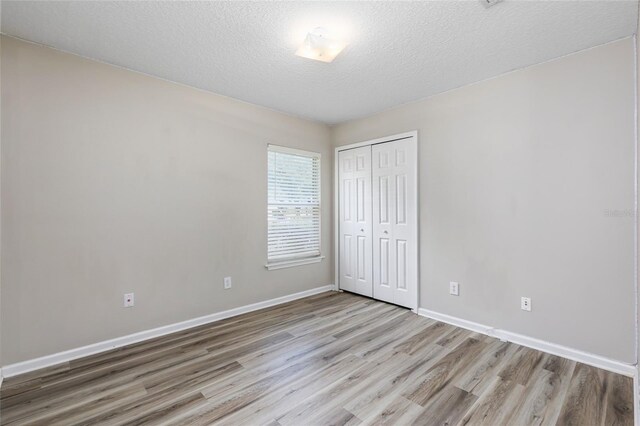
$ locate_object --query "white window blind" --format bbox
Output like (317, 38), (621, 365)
(267, 145), (321, 264)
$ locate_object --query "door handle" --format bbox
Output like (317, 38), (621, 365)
(360, 228), (365, 232)
(384, 230), (388, 234)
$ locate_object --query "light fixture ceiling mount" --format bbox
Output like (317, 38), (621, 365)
(295, 27), (347, 63)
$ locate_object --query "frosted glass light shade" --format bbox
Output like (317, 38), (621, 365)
(295, 28), (347, 63)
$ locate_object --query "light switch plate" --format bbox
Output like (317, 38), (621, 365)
(124, 293), (134, 308)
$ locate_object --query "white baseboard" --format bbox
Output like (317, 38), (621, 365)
(2, 284), (335, 379)
(418, 308), (636, 378)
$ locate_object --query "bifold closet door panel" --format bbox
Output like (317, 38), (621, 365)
(372, 139), (417, 308)
(338, 146), (373, 297)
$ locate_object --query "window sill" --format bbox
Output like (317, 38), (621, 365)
(265, 256), (325, 271)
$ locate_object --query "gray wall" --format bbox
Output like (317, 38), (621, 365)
(0, 7), (3, 370)
(333, 37), (637, 363)
(1, 34), (636, 367)
(1, 36), (333, 364)
(636, 16), (640, 379)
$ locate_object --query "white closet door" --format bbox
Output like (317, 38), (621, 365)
(338, 146), (373, 297)
(372, 138), (417, 309)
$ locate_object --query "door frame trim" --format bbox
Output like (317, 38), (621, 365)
(334, 130), (419, 312)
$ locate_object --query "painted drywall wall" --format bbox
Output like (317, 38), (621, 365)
(333, 37), (636, 363)
(1, 36), (333, 364)
(636, 25), (640, 418)
(0, 6), (3, 371)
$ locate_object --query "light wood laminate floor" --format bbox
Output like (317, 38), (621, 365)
(0, 291), (634, 425)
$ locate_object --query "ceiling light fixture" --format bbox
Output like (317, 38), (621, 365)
(295, 27), (347, 63)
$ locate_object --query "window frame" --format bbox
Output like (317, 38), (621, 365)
(265, 144), (324, 270)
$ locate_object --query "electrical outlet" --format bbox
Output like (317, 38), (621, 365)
(124, 293), (134, 308)
(521, 297), (531, 312)
(449, 281), (459, 296)
(224, 277), (232, 290)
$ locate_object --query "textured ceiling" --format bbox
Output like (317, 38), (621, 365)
(2, 1), (638, 124)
